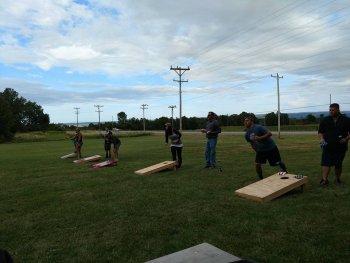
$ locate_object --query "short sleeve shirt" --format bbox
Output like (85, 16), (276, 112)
(318, 114), (350, 151)
(245, 124), (276, 152)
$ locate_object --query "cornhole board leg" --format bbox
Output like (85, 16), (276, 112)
(145, 242), (241, 263)
(135, 161), (177, 175)
(235, 173), (308, 202)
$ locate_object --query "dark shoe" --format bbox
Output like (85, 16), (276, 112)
(210, 165), (216, 169)
(257, 175), (263, 180)
(319, 179), (329, 186)
(205, 164), (211, 168)
(334, 178), (341, 185)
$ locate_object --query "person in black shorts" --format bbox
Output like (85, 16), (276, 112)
(102, 127), (112, 159)
(244, 116), (287, 180)
(318, 103), (350, 185)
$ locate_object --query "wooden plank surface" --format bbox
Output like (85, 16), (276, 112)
(90, 160), (116, 168)
(235, 173), (308, 202)
(60, 153), (76, 159)
(135, 161), (177, 175)
(145, 242), (241, 263)
(73, 155), (102, 163)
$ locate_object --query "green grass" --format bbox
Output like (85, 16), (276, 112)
(1, 134), (350, 262)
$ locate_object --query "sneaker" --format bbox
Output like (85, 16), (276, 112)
(205, 164), (211, 168)
(334, 178), (341, 185)
(210, 165), (216, 169)
(319, 179), (329, 186)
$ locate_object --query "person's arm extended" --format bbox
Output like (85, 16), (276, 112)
(255, 131), (272, 141)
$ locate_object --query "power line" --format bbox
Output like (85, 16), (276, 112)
(192, 1), (349, 74)
(175, 0), (311, 67)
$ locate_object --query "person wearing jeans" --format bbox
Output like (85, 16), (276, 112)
(202, 111), (221, 168)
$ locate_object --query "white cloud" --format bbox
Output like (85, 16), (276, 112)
(1, 0), (350, 122)
(49, 45), (100, 60)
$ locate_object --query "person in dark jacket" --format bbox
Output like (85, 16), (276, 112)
(318, 103), (350, 185)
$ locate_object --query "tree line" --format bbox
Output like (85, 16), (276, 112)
(0, 88), (49, 141)
(86, 111), (321, 131)
(1, 87), (324, 142)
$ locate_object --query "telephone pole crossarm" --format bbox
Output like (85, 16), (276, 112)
(170, 66), (190, 131)
(140, 104), (149, 131)
(94, 104), (104, 131)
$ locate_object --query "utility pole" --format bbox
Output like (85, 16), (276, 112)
(170, 66), (190, 131)
(74, 107), (80, 127)
(141, 104), (148, 131)
(168, 105), (176, 127)
(271, 73), (283, 139)
(94, 105), (104, 131)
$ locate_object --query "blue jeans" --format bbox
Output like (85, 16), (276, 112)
(205, 137), (217, 167)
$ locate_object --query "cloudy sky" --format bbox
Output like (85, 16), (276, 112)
(1, 0), (350, 124)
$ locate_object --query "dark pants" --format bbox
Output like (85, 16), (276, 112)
(171, 146), (182, 168)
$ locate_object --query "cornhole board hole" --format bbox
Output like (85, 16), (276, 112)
(235, 172), (308, 202)
(89, 159), (117, 168)
(60, 153), (76, 159)
(73, 155), (101, 163)
(145, 242), (241, 263)
(135, 161), (177, 175)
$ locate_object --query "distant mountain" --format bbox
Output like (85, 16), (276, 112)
(258, 111), (350, 119)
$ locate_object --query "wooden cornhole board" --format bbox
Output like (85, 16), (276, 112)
(73, 155), (101, 163)
(145, 242), (241, 263)
(60, 153), (76, 159)
(89, 159), (117, 168)
(135, 161), (177, 175)
(235, 172), (308, 202)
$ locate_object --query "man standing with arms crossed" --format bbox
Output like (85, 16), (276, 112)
(202, 111), (221, 169)
(244, 115), (287, 180)
(318, 103), (350, 185)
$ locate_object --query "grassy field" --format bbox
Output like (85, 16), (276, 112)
(1, 132), (350, 262)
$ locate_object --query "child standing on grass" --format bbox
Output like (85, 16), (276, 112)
(167, 123), (183, 168)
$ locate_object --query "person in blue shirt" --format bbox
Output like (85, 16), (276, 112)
(244, 116), (287, 180)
